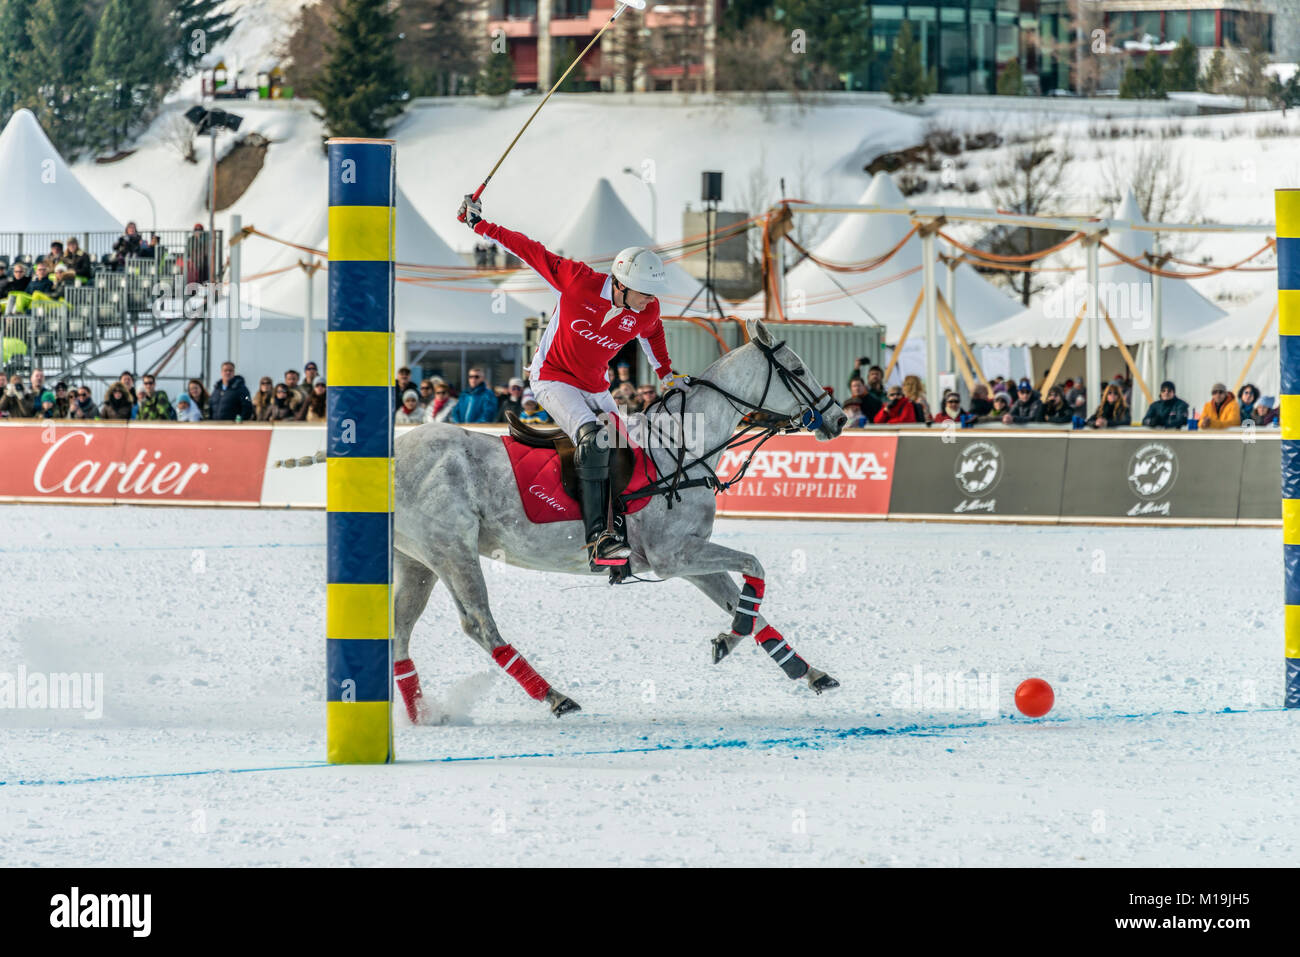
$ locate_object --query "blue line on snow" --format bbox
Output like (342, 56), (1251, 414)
(0, 706), (1277, 788)
(0, 543), (323, 554)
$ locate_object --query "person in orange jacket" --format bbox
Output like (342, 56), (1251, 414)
(1199, 383), (1241, 429)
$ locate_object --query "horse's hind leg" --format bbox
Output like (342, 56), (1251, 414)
(682, 570), (839, 694)
(393, 550), (438, 724)
(437, 557), (581, 718)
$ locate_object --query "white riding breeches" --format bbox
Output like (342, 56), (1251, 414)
(528, 379), (620, 442)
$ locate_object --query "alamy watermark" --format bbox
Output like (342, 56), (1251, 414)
(0, 667), (104, 719)
(891, 665), (1000, 717)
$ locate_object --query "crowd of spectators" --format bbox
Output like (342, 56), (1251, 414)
(839, 359), (1278, 431)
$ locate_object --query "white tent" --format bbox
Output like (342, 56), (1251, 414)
(247, 187), (536, 368)
(1153, 294), (1279, 406)
(731, 172), (1026, 385)
(497, 177), (710, 317)
(972, 192), (1227, 407)
(0, 109), (122, 237)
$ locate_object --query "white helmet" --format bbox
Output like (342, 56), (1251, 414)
(611, 246), (666, 295)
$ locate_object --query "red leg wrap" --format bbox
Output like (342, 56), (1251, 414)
(743, 574), (766, 599)
(394, 658), (425, 724)
(492, 645), (551, 701)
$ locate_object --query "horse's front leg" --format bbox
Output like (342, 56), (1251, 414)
(651, 542), (839, 694)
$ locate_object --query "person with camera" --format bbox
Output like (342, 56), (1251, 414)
(0, 373), (34, 417)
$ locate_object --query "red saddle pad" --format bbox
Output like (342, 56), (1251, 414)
(501, 423), (658, 525)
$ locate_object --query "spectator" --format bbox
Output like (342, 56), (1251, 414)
(43, 241), (64, 270)
(27, 261), (55, 296)
(901, 374), (930, 422)
(113, 221), (143, 268)
(1199, 383), (1240, 429)
(976, 392), (1012, 424)
(252, 376), (275, 421)
(497, 377), (525, 422)
(118, 371), (137, 406)
(302, 361), (320, 388)
(29, 369), (47, 401)
(186, 379), (210, 419)
(283, 369), (308, 412)
(1007, 383), (1044, 424)
(175, 396), (201, 422)
(50, 263), (75, 298)
(1237, 383), (1260, 422)
(52, 381), (70, 417)
(873, 385), (919, 424)
(302, 379), (327, 421)
(934, 391), (965, 424)
(68, 384), (97, 419)
(137, 375), (175, 420)
(209, 362), (253, 421)
(63, 237), (91, 280)
(612, 381), (637, 414)
(608, 360), (634, 394)
(426, 381), (458, 423)
(37, 390), (58, 418)
(394, 366), (413, 409)
(519, 390), (550, 425)
(185, 224), (209, 283)
(416, 378), (436, 409)
(100, 381), (133, 419)
(267, 383), (296, 421)
(968, 383), (993, 417)
(847, 377), (883, 423)
(1253, 395), (1278, 427)
(0, 261), (29, 298)
(1041, 386), (1072, 425)
(1142, 380), (1190, 430)
(0, 375), (31, 417)
(842, 398), (867, 427)
(1089, 383), (1130, 429)
(449, 367), (497, 423)
(395, 389), (424, 424)
(636, 383), (659, 411)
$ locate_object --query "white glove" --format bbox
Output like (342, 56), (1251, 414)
(458, 194), (483, 229)
(661, 371), (687, 391)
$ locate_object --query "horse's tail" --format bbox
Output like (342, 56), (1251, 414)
(272, 450), (327, 470)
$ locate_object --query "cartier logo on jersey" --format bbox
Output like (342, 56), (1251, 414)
(569, 318), (623, 349)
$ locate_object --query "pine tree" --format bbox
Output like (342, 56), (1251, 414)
(1200, 47), (1226, 93)
(997, 57), (1023, 95)
(781, 0), (872, 88)
(316, 0), (406, 139)
(1165, 36), (1198, 91)
(1140, 51), (1166, 98)
(90, 0), (170, 151)
(170, 0), (235, 75)
(397, 0), (481, 97)
(0, 0), (36, 123)
(1271, 68), (1300, 116)
(886, 21), (926, 103)
(552, 38), (587, 92)
(22, 0), (96, 154)
(480, 49), (515, 96)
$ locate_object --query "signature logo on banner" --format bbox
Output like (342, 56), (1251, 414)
(954, 440), (1002, 500)
(1127, 442), (1178, 500)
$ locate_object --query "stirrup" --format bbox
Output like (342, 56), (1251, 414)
(586, 529), (630, 569)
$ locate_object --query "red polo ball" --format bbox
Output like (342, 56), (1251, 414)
(1014, 678), (1054, 717)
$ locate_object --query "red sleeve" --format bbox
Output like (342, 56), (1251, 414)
(474, 220), (592, 293)
(872, 405), (890, 424)
(638, 310), (673, 378)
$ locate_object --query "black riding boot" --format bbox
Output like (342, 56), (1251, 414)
(574, 421), (630, 570)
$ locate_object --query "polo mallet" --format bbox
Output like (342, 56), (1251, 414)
(459, 0), (646, 221)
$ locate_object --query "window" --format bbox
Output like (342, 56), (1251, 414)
(1189, 9), (1215, 46)
(1135, 11), (1162, 43)
(908, 6), (938, 72)
(505, 0), (537, 18)
(1165, 10), (1190, 44)
(940, 7), (969, 93)
(971, 8), (994, 93)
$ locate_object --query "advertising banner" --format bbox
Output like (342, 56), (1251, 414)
(889, 431), (1067, 520)
(713, 432), (897, 518)
(1059, 432), (1244, 522)
(1239, 435), (1282, 523)
(0, 422), (269, 505)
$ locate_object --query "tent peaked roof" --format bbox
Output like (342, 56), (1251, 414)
(971, 192), (1227, 348)
(1177, 293), (1276, 349)
(732, 172), (1021, 337)
(256, 187), (533, 340)
(500, 176), (710, 316)
(0, 109), (121, 234)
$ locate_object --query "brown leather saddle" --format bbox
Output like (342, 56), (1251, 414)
(504, 411), (639, 510)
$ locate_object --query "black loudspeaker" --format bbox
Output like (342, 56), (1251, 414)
(702, 171), (723, 203)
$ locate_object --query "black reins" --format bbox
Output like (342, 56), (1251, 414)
(617, 340), (838, 510)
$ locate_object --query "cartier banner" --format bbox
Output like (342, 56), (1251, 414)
(0, 422), (269, 504)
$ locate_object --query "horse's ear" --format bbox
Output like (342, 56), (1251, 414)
(748, 318), (775, 346)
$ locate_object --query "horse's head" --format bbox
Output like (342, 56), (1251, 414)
(743, 319), (846, 441)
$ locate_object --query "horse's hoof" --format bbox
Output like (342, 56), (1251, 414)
(711, 633), (733, 665)
(550, 694), (582, 718)
(807, 669), (840, 694)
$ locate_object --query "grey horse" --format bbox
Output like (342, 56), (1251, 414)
(392, 318), (847, 721)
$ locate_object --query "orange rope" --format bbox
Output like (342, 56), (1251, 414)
(938, 228), (1086, 263)
(783, 225), (918, 273)
(1099, 239), (1276, 279)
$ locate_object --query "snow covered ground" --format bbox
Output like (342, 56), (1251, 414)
(0, 505), (1294, 866)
